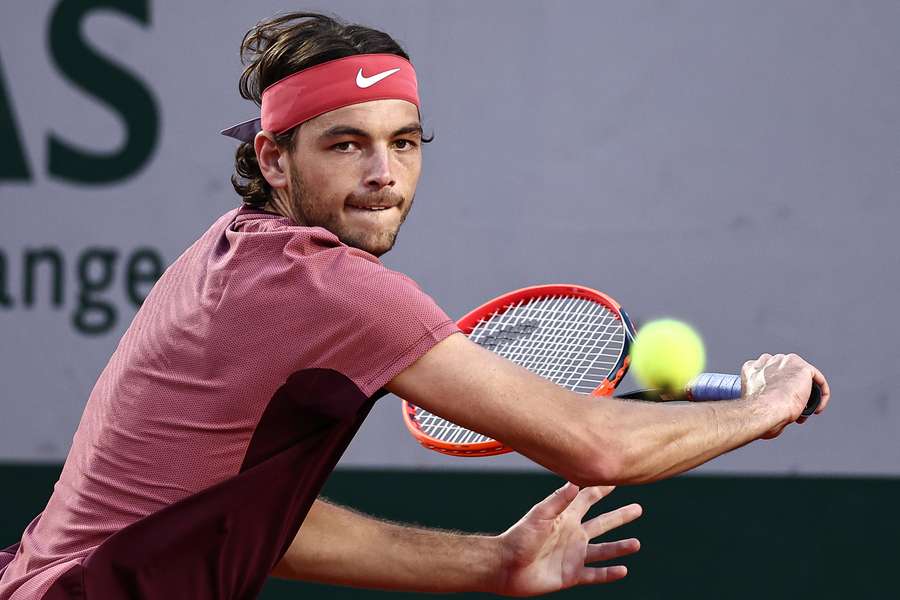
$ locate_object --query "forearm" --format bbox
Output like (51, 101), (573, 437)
(272, 498), (501, 593)
(577, 396), (775, 485)
(388, 333), (787, 488)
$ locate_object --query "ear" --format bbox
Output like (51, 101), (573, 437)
(254, 131), (290, 189)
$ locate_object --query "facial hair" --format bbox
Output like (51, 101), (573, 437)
(289, 169), (413, 257)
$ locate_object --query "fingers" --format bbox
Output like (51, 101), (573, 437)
(577, 565), (629, 585)
(583, 503), (643, 539)
(743, 353), (773, 373)
(585, 538), (641, 563)
(742, 354), (770, 398)
(781, 353), (830, 417)
(744, 352), (831, 419)
(568, 485), (616, 519)
(530, 482), (580, 519)
(809, 361), (831, 413)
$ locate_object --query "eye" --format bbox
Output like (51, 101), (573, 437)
(332, 141), (357, 152)
(393, 139), (419, 151)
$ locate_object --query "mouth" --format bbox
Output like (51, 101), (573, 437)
(346, 205), (392, 211)
(344, 191), (405, 218)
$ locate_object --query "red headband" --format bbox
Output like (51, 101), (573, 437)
(221, 53), (419, 143)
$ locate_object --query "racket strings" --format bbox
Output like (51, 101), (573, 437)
(412, 294), (626, 444)
(416, 410), (493, 445)
(471, 296), (623, 393)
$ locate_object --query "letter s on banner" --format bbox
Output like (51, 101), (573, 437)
(47, 0), (160, 184)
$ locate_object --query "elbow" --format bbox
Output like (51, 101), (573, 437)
(561, 434), (627, 487)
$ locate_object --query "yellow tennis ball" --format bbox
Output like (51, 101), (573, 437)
(630, 319), (706, 393)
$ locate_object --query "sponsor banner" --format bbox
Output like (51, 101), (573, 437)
(1, 1), (899, 474)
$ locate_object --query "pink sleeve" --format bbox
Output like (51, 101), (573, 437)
(298, 246), (459, 397)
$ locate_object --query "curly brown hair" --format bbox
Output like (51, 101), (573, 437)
(231, 12), (414, 207)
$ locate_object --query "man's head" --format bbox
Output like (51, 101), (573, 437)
(230, 13), (427, 256)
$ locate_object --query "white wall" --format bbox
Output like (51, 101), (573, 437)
(1, 1), (898, 475)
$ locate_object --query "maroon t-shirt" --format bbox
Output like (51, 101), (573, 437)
(0, 207), (458, 599)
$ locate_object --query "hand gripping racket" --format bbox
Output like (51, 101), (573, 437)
(617, 372), (821, 418)
(401, 284), (822, 457)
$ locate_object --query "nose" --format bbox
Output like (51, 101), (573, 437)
(364, 148), (395, 189)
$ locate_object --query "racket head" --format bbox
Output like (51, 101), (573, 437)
(402, 284), (636, 457)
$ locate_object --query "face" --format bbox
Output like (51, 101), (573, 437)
(274, 99), (423, 257)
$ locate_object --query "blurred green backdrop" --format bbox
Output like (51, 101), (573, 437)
(2, 466), (895, 598)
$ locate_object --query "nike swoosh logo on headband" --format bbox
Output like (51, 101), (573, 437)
(356, 67), (401, 88)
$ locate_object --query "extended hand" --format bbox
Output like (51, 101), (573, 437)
(494, 483), (642, 597)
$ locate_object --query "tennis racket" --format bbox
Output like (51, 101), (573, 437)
(401, 284), (822, 457)
(402, 284), (635, 457)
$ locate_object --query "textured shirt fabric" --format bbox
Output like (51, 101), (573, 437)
(0, 207), (458, 599)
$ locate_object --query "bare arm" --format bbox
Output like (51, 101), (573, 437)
(387, 333), (830, 485)
(272, 498), (498, 592)
(273, 486), (641, 596)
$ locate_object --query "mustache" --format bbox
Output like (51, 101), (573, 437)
(345, 189), (406, 208)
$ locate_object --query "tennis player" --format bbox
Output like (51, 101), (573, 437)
(0, 12), (829, 600)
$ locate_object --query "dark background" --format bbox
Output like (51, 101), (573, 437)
(3, 466), (895, 598)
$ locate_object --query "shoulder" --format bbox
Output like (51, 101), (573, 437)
(217, 207), (435, 314)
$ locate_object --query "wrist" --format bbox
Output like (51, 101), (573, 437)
(467, 534), (505, 594)
(737, 392), (787, 435)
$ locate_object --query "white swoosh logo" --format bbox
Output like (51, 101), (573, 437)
(356, 67), (401, 88)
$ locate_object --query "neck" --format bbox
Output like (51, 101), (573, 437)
(264, 192), (301, 224)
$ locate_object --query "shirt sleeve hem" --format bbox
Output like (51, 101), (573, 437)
(358, 320), (460, 397)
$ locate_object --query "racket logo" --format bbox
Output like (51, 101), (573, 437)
(474, 319), (540, 351)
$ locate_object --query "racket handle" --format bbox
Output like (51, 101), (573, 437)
(688, 373), (821, 418)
